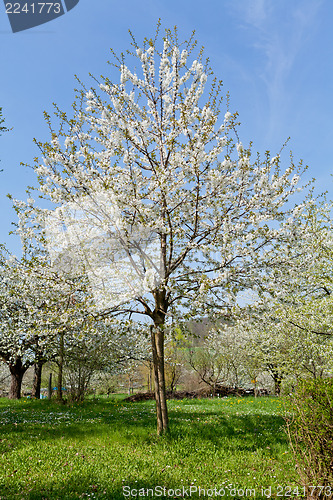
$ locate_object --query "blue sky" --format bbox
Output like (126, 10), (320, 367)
(0, 0), (331, 254)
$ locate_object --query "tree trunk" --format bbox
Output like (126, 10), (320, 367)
(9, 358), (27, 399)
(48, 372), (52, 400)
(150, 362), (153, 392)
(169, 368), (176, 393)
(274, 373), (283, 396)
(57, 331), (65, 402)
(268, 364), (283, 396)
(155, 326), (169, 431)
(147, 361), (153, 392)
(31, 359), (43, 399)
(150, 324), (169, 435)
(148, 286), (169, 435)
(151, 326), (163, 433)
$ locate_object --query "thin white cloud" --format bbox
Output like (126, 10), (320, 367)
(229, 0), (323, 144)
(242, 0), (270, 28)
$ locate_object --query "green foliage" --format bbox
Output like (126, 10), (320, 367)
(0, 396), (297, 499)
(286, 378), (333, 495)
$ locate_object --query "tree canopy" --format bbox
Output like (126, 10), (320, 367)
(15, 25), (314, 433)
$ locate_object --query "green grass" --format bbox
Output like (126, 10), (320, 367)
(0, 396), (300, 499)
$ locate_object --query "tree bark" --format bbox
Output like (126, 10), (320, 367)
(274, 374), (283, 396)
(270, 368), (283, 396)
(9, 358), (27, 399)
(147, 360), (153, 392)
(48, 372), (52, 400)
(155, 326), (169, 431)
(128, 375), (134, 396)
(150, 323), (169, 434)
(150, 326), (163, 434)
(57, 331), (65, 402)
(31, 359), (43, 399)
(268, 364), (283, 396)
(150, 286), (170, 434)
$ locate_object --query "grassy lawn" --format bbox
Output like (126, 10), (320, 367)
(0, 396), (300, 499)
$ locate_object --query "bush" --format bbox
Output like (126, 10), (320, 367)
(286, 378), (333, 496)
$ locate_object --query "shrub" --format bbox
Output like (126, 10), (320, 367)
(286, 378), (333, 496)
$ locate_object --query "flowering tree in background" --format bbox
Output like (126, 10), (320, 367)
(5, 195), (152, 400)
(23, 25), (312, 433)
(239, 311), (333, 393)
(63, 321), (149, 401)
(0, 234), (94, 399)
(235, 198), (333, 392)
(0, 251), (53, 398)
(188, 331), (231, 396)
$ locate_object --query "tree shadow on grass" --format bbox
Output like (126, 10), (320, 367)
(0, 399), (288, 451)
(0, 474), (282, 500)
(167, 410), (288, 451)
(0, 399), (292, 500)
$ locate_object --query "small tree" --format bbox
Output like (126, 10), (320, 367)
(286, 378), (333, 496)
(188, 339), (231, 396)
(23, 25), (310, 433)
(209, 325), (249, 389)
(64, 321), (149, 401)
(164, 340), (185, 393)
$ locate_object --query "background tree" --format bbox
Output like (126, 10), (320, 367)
(238, 198), (333, 391)
(63, 320), (149, 401)
(209, 324), (249, 389)
(164, 337), (185, 393)
(22, 26), (311, 433)
(0, 251), (37, 398)
(243, 315), (333, 391)
(187, 329), (232, 396)
(0, 244), (90, 398)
